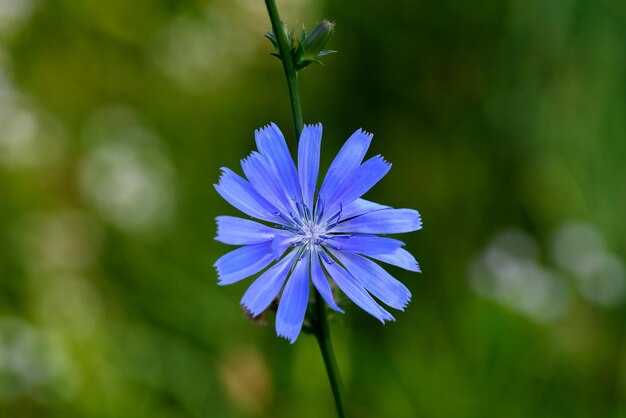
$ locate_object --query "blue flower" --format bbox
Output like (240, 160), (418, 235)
(214, 123), (422, 343)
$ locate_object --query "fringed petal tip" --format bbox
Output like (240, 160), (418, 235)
(276, 325), (300, 344)
(216, 166), (230, 180)
(397, 296), (412, 312)
(378, 311), (395, 324)
(240, 302), (262, 318)
(415, 210), (423, 230)
(303, 122), (323, 130)
(354, 128), (373, 140)
(255, 122), (282, 137)
(255, 123), (273, 134)
(215, 265), (229, 287)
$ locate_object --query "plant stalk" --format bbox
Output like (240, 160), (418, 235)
(313, 290), (346, 418)
(264, 0), (304, 141)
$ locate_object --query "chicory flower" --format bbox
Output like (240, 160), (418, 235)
(215, 123), (421, 342)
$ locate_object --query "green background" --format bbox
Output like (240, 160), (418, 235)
(1, 0), (625, 417)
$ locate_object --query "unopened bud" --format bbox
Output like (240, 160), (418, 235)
(265, 19), (336, 71)
(302, 20), (335, 57)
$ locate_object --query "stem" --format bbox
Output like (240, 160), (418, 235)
(263, 1), (346, 417)
(264, 0), (304, 139)
(313, 291), (346, 418)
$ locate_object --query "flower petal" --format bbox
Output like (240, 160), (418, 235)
(215, 216), (279, 245)
(318, 129), (373, 206)
(325, 234), (404, 254)
(214, 241), (275, 285)
(240, 250), (298, 316)
(332, 208), (422, 234)
(311, 247), (343, 313)
(214, 168), (282, 223)
(276, 253), (311, 343)
(322, 254), (394, 323)
(255, 123), (301, 203)
(323, 155), (391, 219)
(368, 248), (421, 272)
(298, 124), (322, 209)
(241, 152), (293, 215)
(341, 198), (390, 220)
(331, 250), (411, 310)
(272, 233), (299, 259)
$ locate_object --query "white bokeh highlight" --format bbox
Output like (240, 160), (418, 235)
(551, 222), (625, 307)
(79, 107), (176, 234)
(470, 229), (570, 323)
(470, 222), (626, 322)
(0, 317), (79, 402)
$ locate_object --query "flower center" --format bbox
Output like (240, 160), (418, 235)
(300, 223), (326, 247)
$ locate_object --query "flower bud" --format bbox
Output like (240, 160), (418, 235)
(302, 20), (335, 57)
(294, 20), (336, 71)
(265, 20), (336, 71)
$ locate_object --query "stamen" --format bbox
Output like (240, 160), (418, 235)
(315, 195), (324, 223)
(319, 249), (334, 265)
(324, 204), (343, 230)
(324, 239), (341, 250)
(277, 212), (296, 228)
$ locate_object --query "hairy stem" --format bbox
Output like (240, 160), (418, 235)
(263, 1), (346, 417)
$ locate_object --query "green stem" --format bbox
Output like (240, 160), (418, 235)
(313, 291), (346, 418)
(264, 0), (304, 139)
(263, 1), (346, 417)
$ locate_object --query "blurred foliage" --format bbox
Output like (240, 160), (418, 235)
(1, 0), (625, 417)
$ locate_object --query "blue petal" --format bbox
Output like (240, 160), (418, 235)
(298, 124), (322, 209)
(241, 152), (293, 215)
(331, 250), (411, 310)
(325, 234), (403, 254)
(311, 247), (343, 313)
(272, 234), (299, 259)
(276, 253), (311, 343)
(214, 241), (275, 285)
(240, 250), (298, 316)
(322, 255), (394, 323)
(331, 208), (422, 234)
(318, 129), (373, 207)
(255, 123), (301, 203)
(368, 248), (421, 272)
(215, 216), (278, 245)
(214, 168), (282, 223)
(341, 198), (390, 219)
(323, 155), (391, 219)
